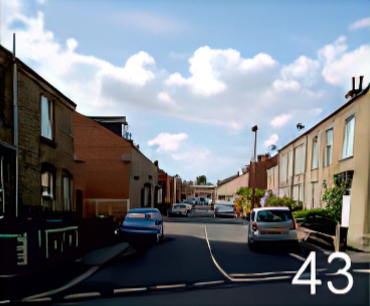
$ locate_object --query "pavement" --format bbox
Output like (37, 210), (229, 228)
(0, 242), (130, 302)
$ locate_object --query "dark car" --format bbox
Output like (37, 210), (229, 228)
(119, 208), (164, 244)
(213, 201), (236, 218)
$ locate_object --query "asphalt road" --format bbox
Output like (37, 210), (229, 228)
(47, 218), (369, 306)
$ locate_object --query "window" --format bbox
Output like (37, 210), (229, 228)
(41, 169), (54, 210)
(63, 175), (72, 211)
(41, 95), (53, 139)
(312, 136), (319, 169)
(325, 129), (333, 166)
(280, 154), (287, 182)
(293, 185), (300, 201)
(342, 116), (355, 159)
(294, 145), (305, 174)
(41, 170), (53, 198)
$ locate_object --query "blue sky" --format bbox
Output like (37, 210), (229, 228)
(1, 0), (369, 183)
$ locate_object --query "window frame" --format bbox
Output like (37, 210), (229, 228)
(41, 95), (54, 140)
(324, 128), (334, 166)
(294, 145), (305, 175)
(41, 164), (56, 210)
(311, 136), (319, 169)
(62, 171), (73, 212)
(342, 115), (355, 159)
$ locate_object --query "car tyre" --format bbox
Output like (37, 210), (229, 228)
(159, 225), (164, 243)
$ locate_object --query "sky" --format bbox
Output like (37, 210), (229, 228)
(1, 0), (369, 184)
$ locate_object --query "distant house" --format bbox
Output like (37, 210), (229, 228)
(216, 172), (247, 201)
(0, 45), (76, 217)
(73, 112), (159, 219)
(278, 78), (369, 251)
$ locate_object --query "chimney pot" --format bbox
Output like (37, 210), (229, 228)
(352, 77), (355, 92)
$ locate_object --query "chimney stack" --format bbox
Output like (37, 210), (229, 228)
(352, 77), (355, 92)
(359, 76), (364, 92)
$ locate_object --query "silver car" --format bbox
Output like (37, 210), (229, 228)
(119, 208), (164, 244)
(168, 203), (188, 217)
(248, 207), (298, 251)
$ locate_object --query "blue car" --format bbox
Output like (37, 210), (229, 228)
(119, 208), (164, 244)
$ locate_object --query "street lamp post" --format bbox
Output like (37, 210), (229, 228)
(173, 174), (179, 204)
(251, 125), (258, 209)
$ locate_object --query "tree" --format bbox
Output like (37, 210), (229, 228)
(321, 178), (345, 223)
(196, 175), (207, 185)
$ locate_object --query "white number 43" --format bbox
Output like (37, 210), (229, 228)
(292, 251), (354, 295)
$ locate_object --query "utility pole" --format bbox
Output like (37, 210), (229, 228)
(251, 125), (258, 209)
(13, 33), (19, 217)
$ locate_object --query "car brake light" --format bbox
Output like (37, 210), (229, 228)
(252, 221), (258, 231)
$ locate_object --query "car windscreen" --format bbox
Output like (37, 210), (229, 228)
(256, 210), (293, 222)
(215, 204), (233, 210)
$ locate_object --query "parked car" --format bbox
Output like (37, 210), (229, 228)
(181, 200), (193, 212)
(168, 203), (188, 217)
(119, 208), (164, 244)
(247, 207), (298, 252)
(187, 197), (199, 205)
(213, 201), (236, 218)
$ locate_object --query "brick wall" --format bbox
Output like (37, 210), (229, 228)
(0, 46), (76, 214)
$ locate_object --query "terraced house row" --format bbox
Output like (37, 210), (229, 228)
(269, 77), (369, 251)
(0, 44), (166, 271)
(215, 77), (369, 252)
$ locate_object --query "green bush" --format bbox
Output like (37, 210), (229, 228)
(234, 187), (265, 215)
(321, 181), (345, 223)
(263, 191), (302, 212)
(292, 209), (329, 220)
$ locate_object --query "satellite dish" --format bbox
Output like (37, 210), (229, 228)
(269, 145), (277, 151)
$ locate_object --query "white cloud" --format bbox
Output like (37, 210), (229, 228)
(157, 92), (175, 104)
(321, 44), (370, 86)
(318, 36), (348, 65)
(264, 134), (279, 147)
(271, 114), (292, 128)
(349, 18), (370, 31)
(309, 108), (323, 117)
(148, 133), (188, 152)
(241, 53), (277, 71)
(109, 12), (185, 35)
(272, 79), (301, 91)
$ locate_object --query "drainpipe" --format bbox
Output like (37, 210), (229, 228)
(13, 33), (19, 218)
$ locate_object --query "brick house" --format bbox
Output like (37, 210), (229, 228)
(73, 112), (159, 219)
(0, 45), (76, 217)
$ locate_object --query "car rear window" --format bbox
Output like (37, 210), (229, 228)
(174, 204), (186, 208)
(126, 213), (154, 220)
(256, 210), (293, 222)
